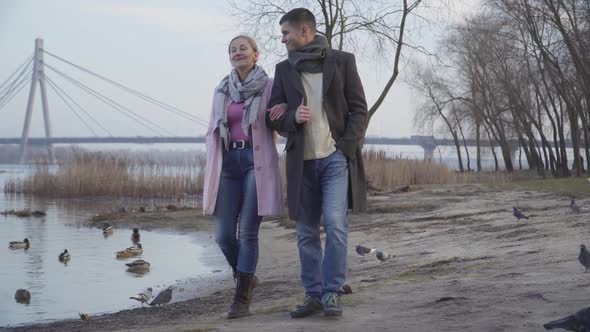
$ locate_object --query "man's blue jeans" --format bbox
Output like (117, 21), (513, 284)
(296, 149), (349, 298)
(214, 146), (262, 274)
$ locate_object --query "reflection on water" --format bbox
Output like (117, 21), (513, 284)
(0, 164), (221, 327)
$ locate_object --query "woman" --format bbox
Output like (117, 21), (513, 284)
(202, 35), (285, 319)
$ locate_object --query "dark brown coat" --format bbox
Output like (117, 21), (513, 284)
(266, 49), (368, 220)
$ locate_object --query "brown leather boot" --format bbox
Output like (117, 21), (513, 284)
(231, 267), (258, 290)
(227, 272), (255, 319)
(250, 274), (259, 293)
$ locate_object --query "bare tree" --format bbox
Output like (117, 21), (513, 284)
(437, 14), (519, 171)
(410, 0), (590, 175)
(409, 64), (469, 172)
(487, 0), (590, 176)
(228, 0), (452, 120)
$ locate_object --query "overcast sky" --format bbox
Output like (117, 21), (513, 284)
(0, 0), (480, 139)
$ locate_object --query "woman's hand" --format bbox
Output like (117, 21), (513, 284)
(267, 103), (287, 121)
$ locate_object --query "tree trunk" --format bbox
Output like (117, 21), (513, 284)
(476, 121), (482, 171)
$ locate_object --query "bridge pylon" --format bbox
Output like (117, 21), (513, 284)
(19, 38), (55, 163)
(411, 135), (437, 161)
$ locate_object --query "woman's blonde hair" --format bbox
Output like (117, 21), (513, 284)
(228, 34), (259, 54)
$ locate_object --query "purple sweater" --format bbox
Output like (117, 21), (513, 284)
(227, 101), (250, 142)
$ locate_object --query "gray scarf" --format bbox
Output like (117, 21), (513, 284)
(288, 35), (330, 73)
(213, 65), (268, 149)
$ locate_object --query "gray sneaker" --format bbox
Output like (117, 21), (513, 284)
(322, 292), (342, 316)
(290, 294), (323, 318)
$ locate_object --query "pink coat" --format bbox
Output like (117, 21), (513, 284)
(202, 79), (284, 217)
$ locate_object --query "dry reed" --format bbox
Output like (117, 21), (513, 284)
(4, 149), (515, 198)
(362, 150), (512, 191)
(3, 151), (205, 198)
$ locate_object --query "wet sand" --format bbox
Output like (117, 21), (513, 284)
(3, 184), (590, 331)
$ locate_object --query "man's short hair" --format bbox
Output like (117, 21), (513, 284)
(279, 8), (316, 31)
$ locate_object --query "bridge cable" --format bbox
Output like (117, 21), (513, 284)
(0, 77), (32, 113)
(0, 59), (33, 103)
(0, 54), (33, 95)
(45, 64), (173, 136)
(42, 50), (209, 128)
(0, 72), (32, 110)
(45, 64), (178, 137)
(45, 75), (113, 137)
(0, 66), (33, 107)
(45, 76), (99, 136)
(43, 49), (209, 127)
(0, 61), (33, 106)
(46, 76), (98, 136)
(46, 65), (170, 136)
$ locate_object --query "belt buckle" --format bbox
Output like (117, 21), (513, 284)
(234, 140), (245, 149)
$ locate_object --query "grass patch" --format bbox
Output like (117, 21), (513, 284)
(494, 176), (590, 195)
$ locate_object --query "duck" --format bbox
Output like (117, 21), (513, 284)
(131, 228), (141, 243)
(102, 223), (113, 234)
(58, 249), (71, 262)
(9, 238), (30, 249)
(125, 259), (150, 271)
(116, 243), (143, 258)
(14, 289), (31, 304)
(31, 210), (46, 217)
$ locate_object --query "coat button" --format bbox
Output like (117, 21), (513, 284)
(256, 166), (262, 171)
(252, 124), (257, 130)
(255, 145), (260, 151)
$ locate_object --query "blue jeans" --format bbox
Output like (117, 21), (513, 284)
(214, 146), (262, 274)
(296, 149), (349, 298)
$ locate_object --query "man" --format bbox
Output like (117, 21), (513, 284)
(266, 8), (368, 318)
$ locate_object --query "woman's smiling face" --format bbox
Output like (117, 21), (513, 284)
(229, 37), (259, 71)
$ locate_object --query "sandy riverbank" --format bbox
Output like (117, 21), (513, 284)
(3, 183), (590, 332)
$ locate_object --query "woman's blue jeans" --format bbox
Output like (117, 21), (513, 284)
(214, 146), (262, 274)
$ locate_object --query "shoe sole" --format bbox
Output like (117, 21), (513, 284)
(227, 312), (252, 319)
(290, 311), (321, 318)
(290, 307), (322, 318)
(324, 309), (342, 317)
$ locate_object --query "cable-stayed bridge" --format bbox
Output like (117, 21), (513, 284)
(0, 39), (211, 163)
(1, 39), (559, 163)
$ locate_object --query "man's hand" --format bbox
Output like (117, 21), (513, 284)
(295, 98), (312, 124)
(267, 103), (287, 121)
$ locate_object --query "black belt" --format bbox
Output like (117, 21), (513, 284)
(227, 140), (251, 150)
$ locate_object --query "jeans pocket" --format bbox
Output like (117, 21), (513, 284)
(221, 150), (238, 176)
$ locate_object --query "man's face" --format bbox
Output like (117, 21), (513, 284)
(280, 22), (306, 52)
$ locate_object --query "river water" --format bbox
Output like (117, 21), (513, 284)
(0, 163), (224, 327)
